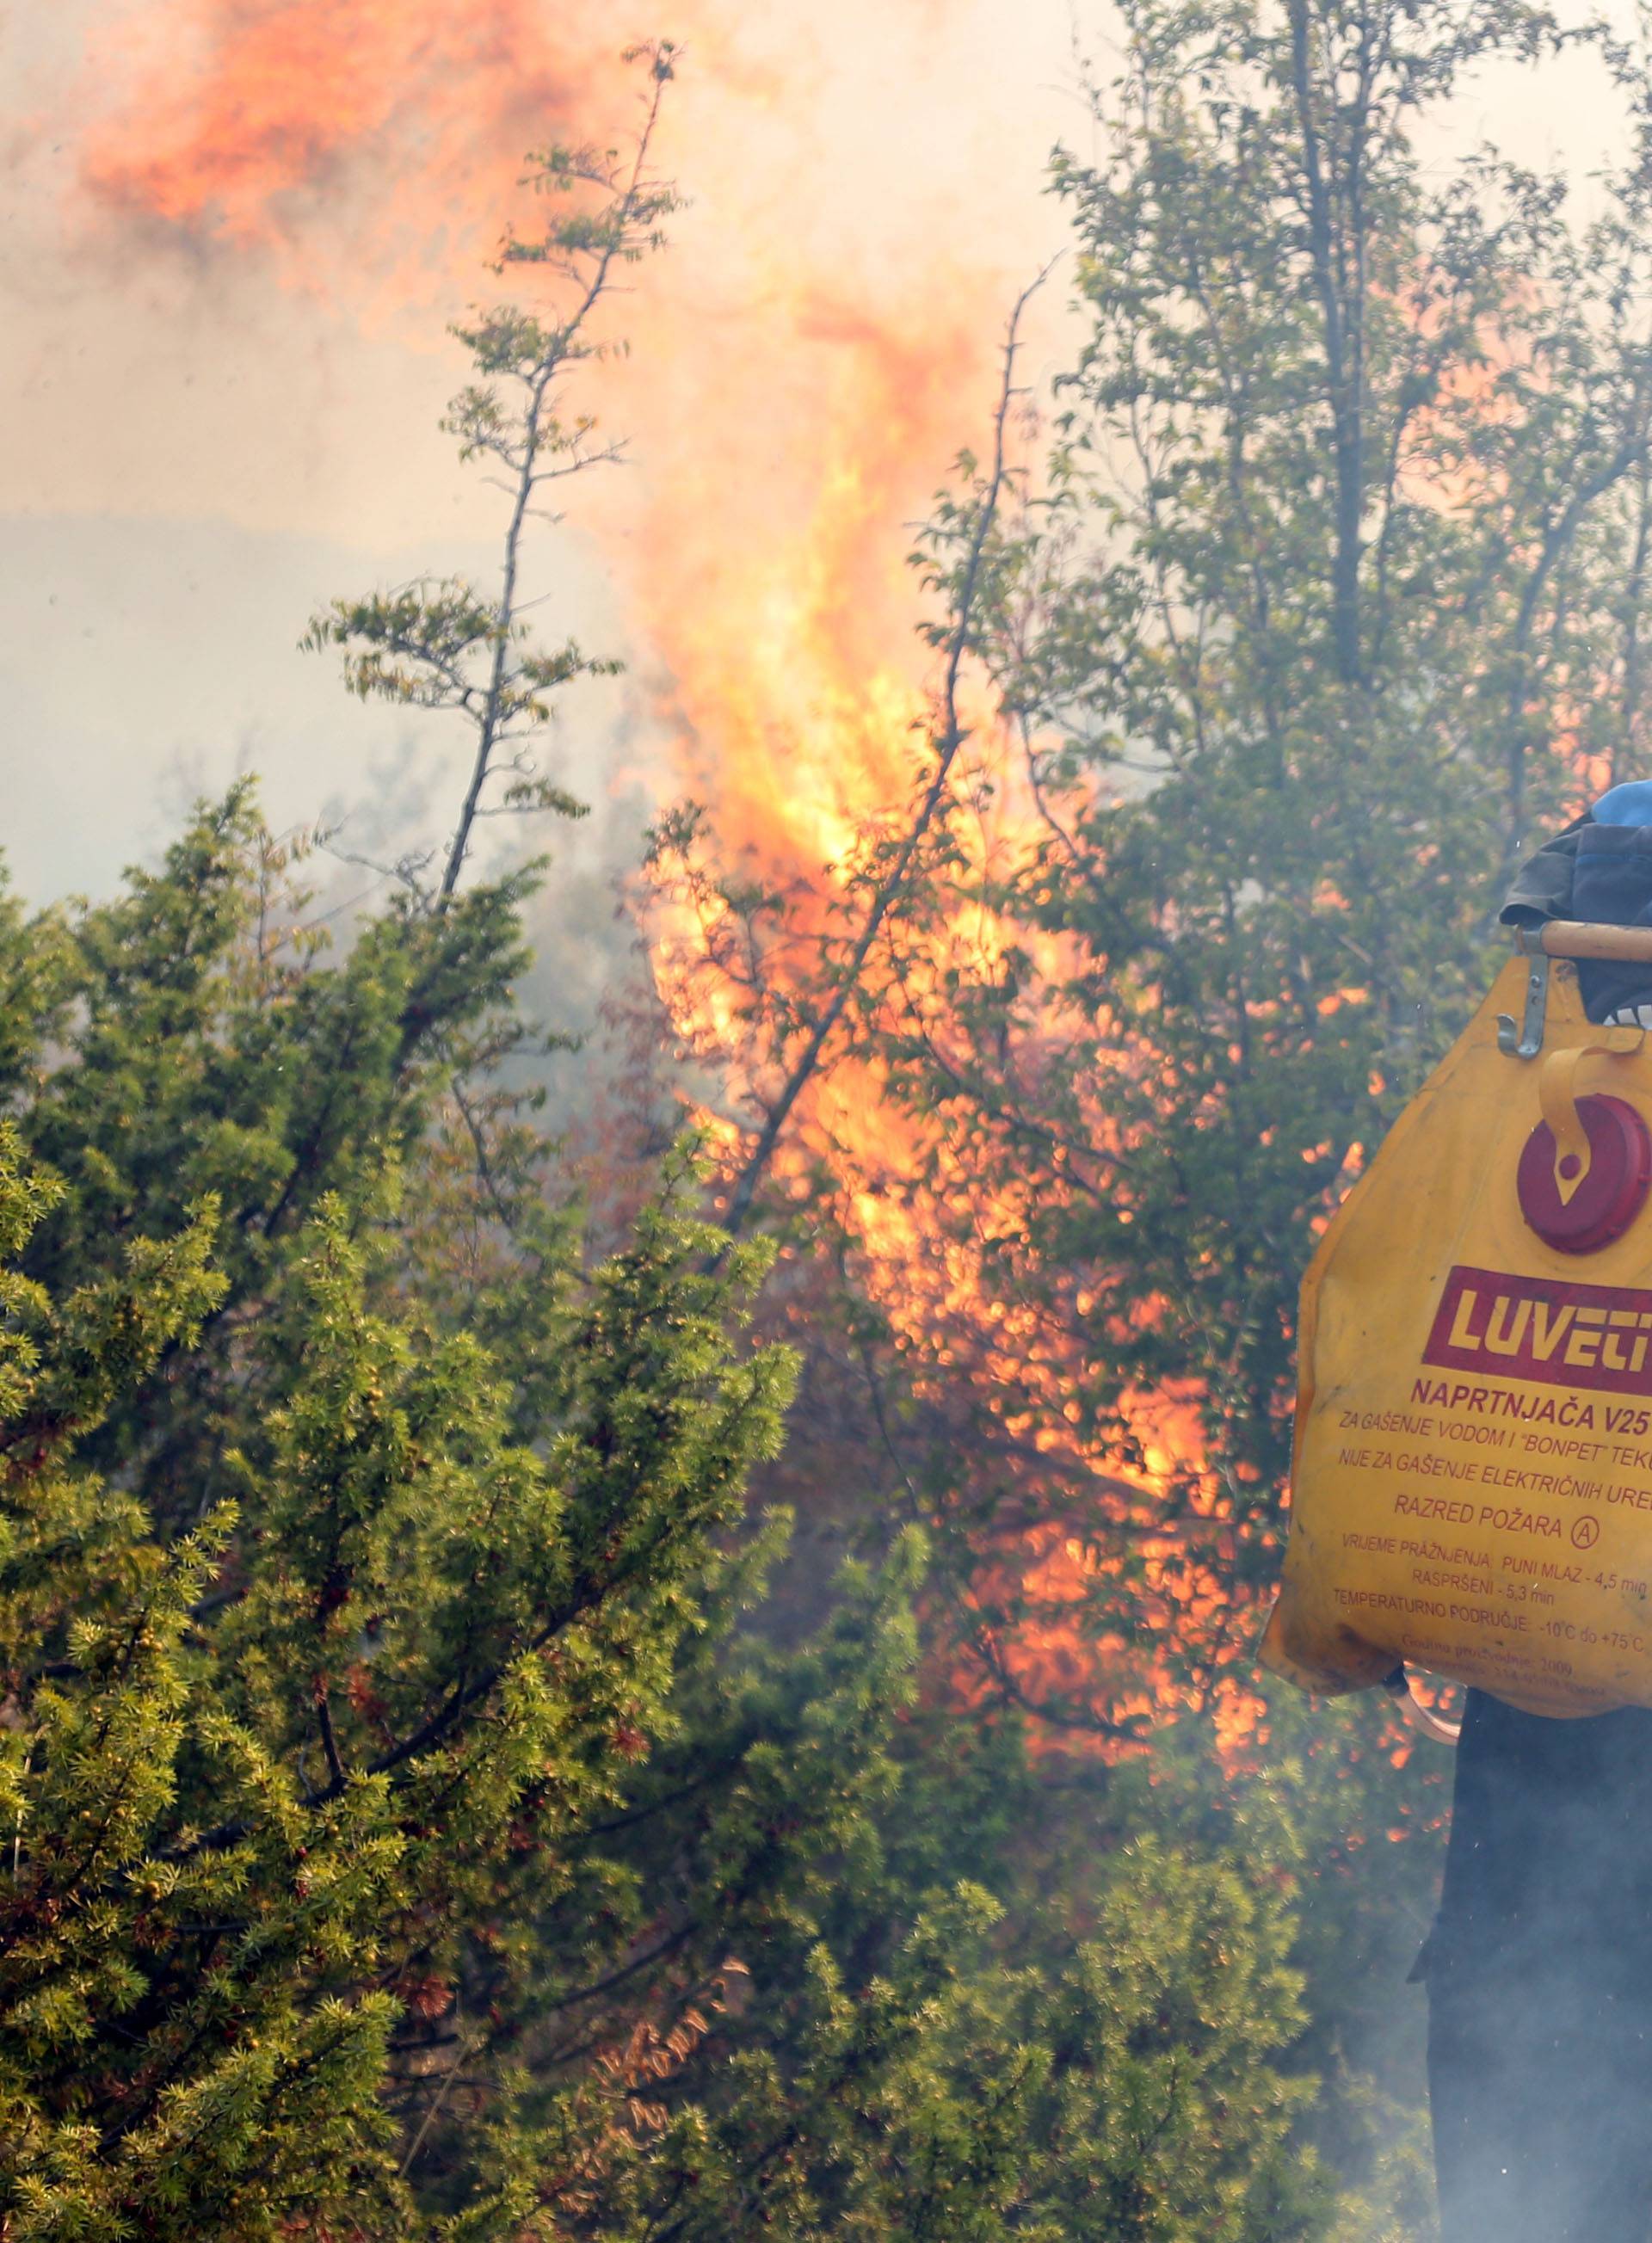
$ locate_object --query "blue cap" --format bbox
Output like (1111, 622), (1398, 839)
(1593, 781), (1652, 826)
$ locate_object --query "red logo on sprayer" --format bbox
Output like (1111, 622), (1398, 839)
(1517, 1096), (1652, 1254)
(1424, 1265), (1652, 1393)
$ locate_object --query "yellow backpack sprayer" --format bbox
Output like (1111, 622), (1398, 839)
(1262, 918), (1652, 1720)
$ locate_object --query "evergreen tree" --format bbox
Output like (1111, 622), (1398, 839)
(0, 800), (1348, 2235)
(0, 810), (794, 2227)
(299, 43), (679, 903)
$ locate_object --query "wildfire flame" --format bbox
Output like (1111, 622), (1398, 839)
(83, 0), (596, 281)
(71, 0), (1249, 1747)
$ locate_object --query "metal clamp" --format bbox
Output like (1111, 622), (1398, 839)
(1496, 934), (1551, 1059)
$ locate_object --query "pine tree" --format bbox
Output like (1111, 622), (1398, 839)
(0, 803), (1346, 2235)
(0, 827), (794, 2228)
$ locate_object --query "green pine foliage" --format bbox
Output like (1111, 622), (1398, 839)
(299, 42), (679, 903)
(0, 802), (1345, 2234)
(0, 806), (790, 2227)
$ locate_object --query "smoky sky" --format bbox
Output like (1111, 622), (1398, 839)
(0, 0), (1638, 913)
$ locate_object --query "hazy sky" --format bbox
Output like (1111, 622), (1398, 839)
(1, 0), (1083, 914)
(0, 0), (1639, 921)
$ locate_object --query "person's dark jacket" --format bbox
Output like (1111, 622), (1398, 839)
(1501, 810), (1652, 1020)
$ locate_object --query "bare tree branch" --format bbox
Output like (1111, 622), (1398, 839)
(715, 267), (1054, 1242)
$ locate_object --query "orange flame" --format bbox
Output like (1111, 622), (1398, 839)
(73, 0), (1244, 1747)
(83, 0), (595, 287)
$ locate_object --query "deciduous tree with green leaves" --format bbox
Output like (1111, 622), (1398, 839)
(650, 0), (1652, 1717)
(636, 2), (1652, 2218)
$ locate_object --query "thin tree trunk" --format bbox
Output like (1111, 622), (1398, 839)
(437, 72), (672, 904)
(1289, 0), (1365, 686)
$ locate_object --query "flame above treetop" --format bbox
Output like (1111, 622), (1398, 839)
(73, 0), (1238, 1747)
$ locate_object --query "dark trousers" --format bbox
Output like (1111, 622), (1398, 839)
(1428, 1944), (1652, 2240)
(1427, 1691), (1652, 2242)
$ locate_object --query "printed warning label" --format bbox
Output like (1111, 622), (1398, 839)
(1261, 954), (1652, 1714)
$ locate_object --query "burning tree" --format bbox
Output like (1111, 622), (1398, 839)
(650, 0), (1652, 1742)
